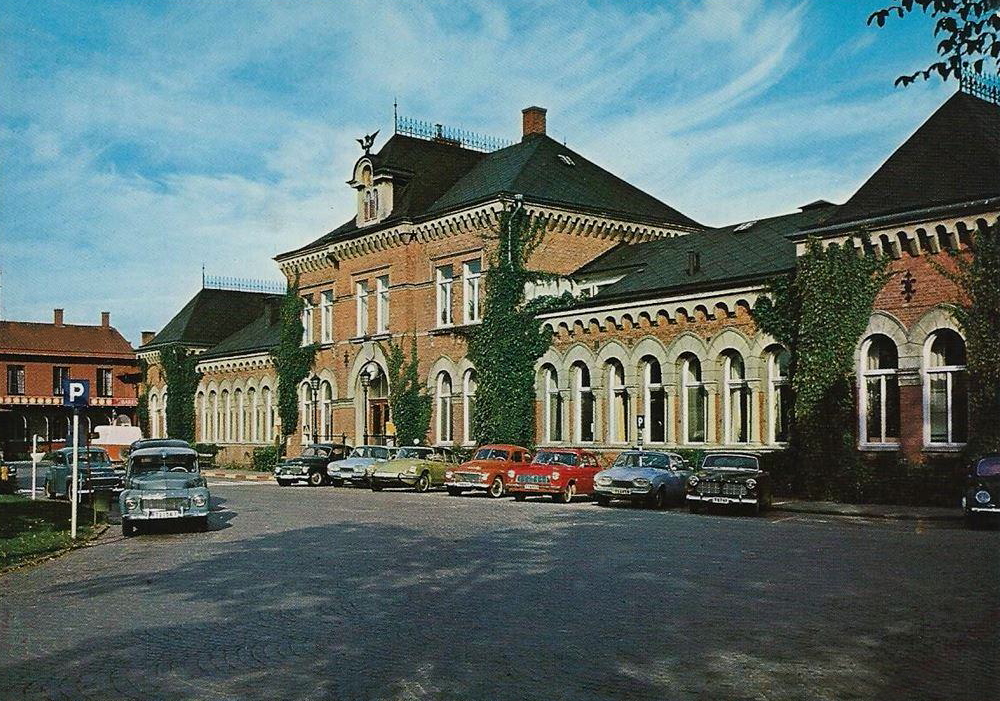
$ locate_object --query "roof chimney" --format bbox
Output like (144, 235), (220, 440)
(101, 311), (110, 328)
(53, 308), (64, 327)
(141, 331), (156, 345)
(522, 106), (547, 140)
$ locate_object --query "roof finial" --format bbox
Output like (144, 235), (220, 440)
(357, 130), (379, 154)
(393, 97), (398, 133)
(201, 263), (205, 288)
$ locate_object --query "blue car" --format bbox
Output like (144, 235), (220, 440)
(592, 450), (691, 509)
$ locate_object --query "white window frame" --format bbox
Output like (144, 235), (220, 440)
(437, 265), (454, 327)
(722, 352), (751, 445)
(573, 363), (594, 443)
(463, 259), (482, 324)
(463, 370), (476, 445)
(436, 372), (453, 444)
(606, 360), (628, 444)
(544, 366), (562, 443)
(768, 349), (791, 445)
(681, 356), (707, 445)
(301, 297), (314, 345)
(858, 336), (900, 447)
(642, 358), (666, 444)
(376, 275), (389, 334)
(320, 290), (334, 343)
(923, 331), (968, 448)
(355, 281), (369, 337)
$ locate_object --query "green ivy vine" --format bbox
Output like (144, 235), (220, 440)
(160, 345), (202, 443)
(933, 217), (1000, 456)
(380, 333), (431, 446)
(753, 235), (890, 498)
(466, 206), (550, 448)
(270, 279), (317, 441)
(136, 357), (150, 438)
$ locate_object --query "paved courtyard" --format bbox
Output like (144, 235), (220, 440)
(1, 482), (996, 700)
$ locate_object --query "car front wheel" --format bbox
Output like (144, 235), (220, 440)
(446, 487), (463, 497)
(648, 488), (667, 510)
(688, 500), (702, 514)
(555, 483), (576, 504)
(414, 473), (431, 493)
(370, 481), (384, 492)
(487, 476), (505, 499)
(308, 471), (325, 487)
(122, 518), (135, 538)
(195, 516), (209, 532)
(596, 495), (610, 507)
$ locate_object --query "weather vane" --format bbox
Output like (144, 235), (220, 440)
(357, 130), (379, 155)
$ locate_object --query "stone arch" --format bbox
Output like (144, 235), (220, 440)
(708, 327), (758, 381)
(595, 340), (630, 386)
(908, 305), (962, 352)
(857, 311), (914, 371)
(347, 344), (390, 400)
(664, 332), (709, 386)
(425, 355), (460, 393)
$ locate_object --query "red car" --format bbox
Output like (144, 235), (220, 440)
(507, 448), (603, 503)
(444, 444), (531, 498)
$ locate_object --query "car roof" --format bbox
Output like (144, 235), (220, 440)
(130, 446), (199, 457)
(131, 439), (191, 449)
(477, 444), (528, 451)
(703, 452), (759, 458)
(308, 443), (350, 448)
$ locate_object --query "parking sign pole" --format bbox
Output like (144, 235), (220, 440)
(71, 409), (79, 539)
(31, 434), (39, 500)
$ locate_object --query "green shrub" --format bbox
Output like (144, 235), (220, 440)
(252, 446), (280, 472)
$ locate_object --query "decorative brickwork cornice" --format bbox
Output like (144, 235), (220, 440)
(196, 352), (274, 375)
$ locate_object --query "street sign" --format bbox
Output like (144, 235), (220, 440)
(62, 379), (90, 408)
(636, 414), (645, 449)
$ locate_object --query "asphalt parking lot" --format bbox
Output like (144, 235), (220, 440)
(1, 482), (996, 701)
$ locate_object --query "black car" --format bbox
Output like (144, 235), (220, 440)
(685, 453), (773, 515)
(274, 443), (352, 487)
(963, 454), (1000, 528)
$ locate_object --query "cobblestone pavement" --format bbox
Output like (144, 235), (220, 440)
(1, 483), (996, 700)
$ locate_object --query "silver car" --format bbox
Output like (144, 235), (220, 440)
(593, 450), (692, 509)
(119, 446), (210, 536)
(327, 445), (398, 486)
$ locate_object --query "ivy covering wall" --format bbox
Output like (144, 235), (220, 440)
(270, 281), (317, 443)
(136, 357), (150, 438)
(381, 334), (431, 446)
(160, 345), (202, 443)
(753, 236), (890, 498)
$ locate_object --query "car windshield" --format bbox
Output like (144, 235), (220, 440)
(348, 447), (368, 459)
(702, 455), (758, 470)
(534, 451), (580, 466)
(397, 447), (433, 459)
(56, 449), (110, 464)
(301, 446), (330, 458)
(613, 452), (670, 469)
(474, 448), (509, 461)
(131, 454), (199, 474)
(977, 457), (1000, 477)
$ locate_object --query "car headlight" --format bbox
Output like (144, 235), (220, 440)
(192, 493), (207, 507)
(688, 475), (699, 487)
(633, 477), (651, 488)
(445, 471), (453, 479)
(408, 466), (417, 474)
(596, 476), (611, 487)
(124, 496), (139, 510)
(551, 471), (560, 480)
(507, 469), (515, 478)
(975, 490), (991, 504)
(745, 478), (757, 491)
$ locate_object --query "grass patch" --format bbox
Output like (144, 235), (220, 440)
(0, 495), (97, 569)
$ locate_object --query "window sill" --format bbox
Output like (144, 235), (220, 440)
(923, 443), (966, 453)
(429, 322), (479, 336)
(859, 443), (900, 452)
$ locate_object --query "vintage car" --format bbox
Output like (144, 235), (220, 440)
(119, 445), (210, 536)
(369, 445), (460, 492)
(962, 453), (1000, 528)
(592, 450), (690, 509)
(42, 447), (122, 500)
(444, 444), (531, 498)
(327, 445), (398, 486)
(274, 443), (352, 486)
(685, 452), (772, 514)
(506, 448), (602, 503)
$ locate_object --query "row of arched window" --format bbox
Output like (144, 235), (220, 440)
(196, 386), (277, 444)
(434, 369), (477, 445)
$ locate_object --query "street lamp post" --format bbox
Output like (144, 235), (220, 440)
(309, 374), (320, 445)
(360, 369), (371, 446)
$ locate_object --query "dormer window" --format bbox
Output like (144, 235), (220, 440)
(363, 188), (379, 221)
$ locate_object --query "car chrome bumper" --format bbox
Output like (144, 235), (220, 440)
(970, 506), (1000, 513)
(594, 487), (652, 498)
(124, 508), (209, 521)
(686, 494), (758, 505)
(372, 473), (418, 485)
(445, 481), (487, 490)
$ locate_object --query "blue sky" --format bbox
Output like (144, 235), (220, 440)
(0, 0), (951, 344)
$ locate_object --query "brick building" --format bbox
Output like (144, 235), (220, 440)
(0, 309), (139, 457)
(142, 87), (999, 467)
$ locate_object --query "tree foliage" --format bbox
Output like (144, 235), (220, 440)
(160, 345), (201, 443)
(753, 237), (890, 498)
(467, 205), (549, 448)
(381, 334), (432, 446)
(270, 281), (317, 439)
(869, 0), (1000, 85)
(931, 218), (1000, 455)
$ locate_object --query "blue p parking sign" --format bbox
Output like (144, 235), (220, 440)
(63, 379), (90, 408)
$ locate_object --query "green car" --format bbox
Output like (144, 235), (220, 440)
(119, 445), (210, 536)
(42, 447), (122, 500)
(369, 446), (460, 492)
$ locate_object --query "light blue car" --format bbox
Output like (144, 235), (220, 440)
(326, 445), (398, 486)
(592, 450), (691, 509)
(119, 446), (210, 536)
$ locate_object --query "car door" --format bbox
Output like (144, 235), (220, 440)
(580, 453), (600, 493)
(666, 454), (690, 497)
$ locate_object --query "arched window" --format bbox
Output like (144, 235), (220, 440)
(681, 355), (706, 444)
(247, 387), (258, 443)
(542, 365), (562, 443)
(642, 357), (666, 443)
(606, 359), (629, 443)
(860, 335), (900, 445)
(321, 381), (333, 441)
(573, 362), (594, 443)
(925, 329), (968, 445)
(463, 370), (477, 445)
(436, 372), (453, 444)
(208, 391), (218, 442)
(768, 348), (791, 443)
(261, 386), (272, 442)
(722, 351), (751, 444)
(161, 391), (168, 439)
(234, 389), (244, 443)
(221, 390), (230, 443)
(196, 391), (206, 442)
(149, 394), (159, 439)
(300, 383), (310, 445)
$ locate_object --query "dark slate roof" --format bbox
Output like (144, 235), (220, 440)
(198, 307), (282, 360)
(818, 91), (1000, 230)
(570, 203), (838, 306)
(277, 132), (700, 260)
(141, 289), (282, 351)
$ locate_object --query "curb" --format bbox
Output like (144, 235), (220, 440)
(0, 522), (110, 577)
(771, 502), (962, 521)
(203, 471), (273, 482)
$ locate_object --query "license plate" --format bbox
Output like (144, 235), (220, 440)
(711, 497), (731, 504)
(611, 487), (630, 495)
(454, 482), (475, 488)
(525, 484), (539, 490)
(148, 509), (181, 518)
